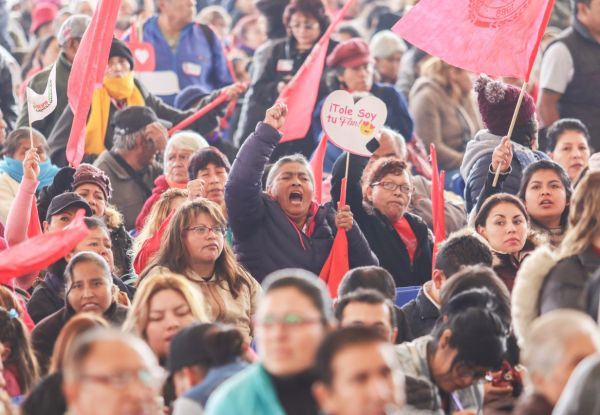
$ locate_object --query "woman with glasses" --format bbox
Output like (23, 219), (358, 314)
(396, 287), (508, 413)
(234, 0), (336, 159)
(140, 199), (260, 342)
(205, 270), (332, 415)
(356, 156), (433, 287)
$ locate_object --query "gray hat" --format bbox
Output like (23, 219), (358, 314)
(57, 14), (91, 46)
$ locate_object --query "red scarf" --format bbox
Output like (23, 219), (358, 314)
(394, 216), (418, 265)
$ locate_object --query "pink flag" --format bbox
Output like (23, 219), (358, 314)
(66, 0), (121, 167)
(393, 0), (555, 80)
(278, 0), (356, 142)
(430, 144), (446, 275)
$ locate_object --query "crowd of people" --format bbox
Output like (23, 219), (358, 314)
(0, 0), (599, 414)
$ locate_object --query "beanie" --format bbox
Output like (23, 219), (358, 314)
(109, 38), (134, 70)
(72, 164), (113, 200)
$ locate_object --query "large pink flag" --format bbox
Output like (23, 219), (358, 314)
(278, 0), (356, 142)
(66, 0), (121, 167)
(393, 0), (554, 80)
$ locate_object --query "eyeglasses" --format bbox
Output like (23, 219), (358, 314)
(254, 312), (323, 328)
(371, 181), (412, 194)
(289, 22), (320, 31)
(185, 225), (227, 236)
(453, 363), (488, 381)
(79, 368), (166, 389)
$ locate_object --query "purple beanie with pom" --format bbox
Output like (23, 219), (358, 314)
(474, 76), (536, 136)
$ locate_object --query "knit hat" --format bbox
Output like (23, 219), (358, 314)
(174, 85), (211, 111)
(109, 38), (134, 70)
(57, 14), (91, 46)
(30, 3), (57, 34)
(474, 75), (536, 136)
(72, 164), (112, 200)
(326, 38), (372, 69)
(369, 30), (406, 59)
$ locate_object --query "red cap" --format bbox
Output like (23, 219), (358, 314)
(326, 38), (372, 69)
(31, 3), (57, 34)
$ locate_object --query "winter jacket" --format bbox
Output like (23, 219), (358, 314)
(331, 153), (467, 237)
(234, 37), (336, 150)
(539, 245), (600, 314)
(394, 335), (484, 413)
(124, 17), (232, 106)
(104, 206), (135, 280)
(584, 267), (600, 321)
(31, 301), (128, 374)
(461, 130), (549, 213)
(225, 122), (378, 282)
(144, 266), (260, 341)
(16, 52), (71, 137)
(409, 78), (481, 170)
(20, 372), (66, 415)
(399, 283), (440, 342)
(552, 354), (600, 415)
(205, 364), (286, 415)
(93, 151), (163, 231)
(491, 238), (538, 293)
(135, 174), (171, 233)
(0, 49), (17, 132)
(0, 171), (19, 225)
(47, 79), (221, 167)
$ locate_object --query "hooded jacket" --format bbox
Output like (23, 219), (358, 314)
(225, 122), (378, 282)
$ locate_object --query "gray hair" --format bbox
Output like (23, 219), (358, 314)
(380, 127), (407, 160)
(369, 30), (407, 59)
(522, 310), (600, 378)
(112, 128), (143, 151)
(265, 154), (315, 189)
(163, 130), (209, 172)
(64, 251), (112, 289)
(63, 328), (159, 381)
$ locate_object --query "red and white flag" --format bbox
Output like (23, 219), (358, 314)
(26, 64), (57, 123)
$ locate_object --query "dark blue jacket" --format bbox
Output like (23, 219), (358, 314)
(225, 122), (378, 282)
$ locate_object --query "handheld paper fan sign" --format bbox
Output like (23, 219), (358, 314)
(393, 0), (555, 186)
(320, 90), (387, 157)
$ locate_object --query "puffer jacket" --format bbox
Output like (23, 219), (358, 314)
(225, 122), (378, 282)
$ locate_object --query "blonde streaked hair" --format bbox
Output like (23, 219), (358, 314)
(122, 274), (209, 339)
(419, 56), (464, 102)
(559, 172), (600, 259)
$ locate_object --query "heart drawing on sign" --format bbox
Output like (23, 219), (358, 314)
(320, 90), (388, 156)
(134, 49), (150, 64)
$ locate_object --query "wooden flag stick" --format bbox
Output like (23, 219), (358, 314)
(492, 80), (528, 187)
(28, 118), (34, 149)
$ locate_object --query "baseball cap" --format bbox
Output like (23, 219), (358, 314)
(31, 3), (58, 34)
(46, 192), (94, 220)
(112, 106), (172, 136)
(57, 14), (91, 46)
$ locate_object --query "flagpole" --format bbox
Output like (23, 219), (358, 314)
(492, 81), (528, 187)
(28, 117), (34, 150)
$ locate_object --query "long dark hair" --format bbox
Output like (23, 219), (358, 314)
(474, 193), (529, 230)
(141, 199), (251, 298)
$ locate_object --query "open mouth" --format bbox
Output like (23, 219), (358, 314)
(289, 191), (303, 206)
(539, 199), (554, 207)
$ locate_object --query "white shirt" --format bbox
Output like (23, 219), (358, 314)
(539, 42), (575, 94)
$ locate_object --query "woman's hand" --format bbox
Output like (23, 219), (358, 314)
(187, 178), (205, 200)
(491, 136), (513, 173)
(263, 103), (288, 130)
(23, 147), (40, 181)
(335, 205), (354, 231)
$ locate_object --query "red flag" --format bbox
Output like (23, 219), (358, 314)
(0, 210), (90, 283)
(168, 92), (229, 136)
(66, 0), (121, 167)
(310, 134), (329, 204)
(133, 210), (175, 275)
(392, 0), (554, 80)
(278, 0), (356, 142)
(27, 199), (42, 238)
(319, 177), (349, 297)
(430, 144), (446, 274)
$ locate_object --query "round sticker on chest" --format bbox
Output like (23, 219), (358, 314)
(468, 0), (529, 28)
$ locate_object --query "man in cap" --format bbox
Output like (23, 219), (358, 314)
(16, 14), (91, 136)
(93, 106), (167, 230)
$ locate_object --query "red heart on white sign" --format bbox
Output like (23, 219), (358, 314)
(320, 90), (387, 156)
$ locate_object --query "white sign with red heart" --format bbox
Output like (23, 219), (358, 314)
(320, 90), (387, 156)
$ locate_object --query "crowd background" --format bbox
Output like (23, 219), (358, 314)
(1, 0), (600, 414)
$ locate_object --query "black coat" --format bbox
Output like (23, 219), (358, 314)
(32, 302), (128, 374)
(398, 287), (440, 342)
(21, 373), (66, 415)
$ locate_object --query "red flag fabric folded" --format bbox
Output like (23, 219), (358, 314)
(430, 144), (446, 274)
(0, 209), (90, 283)
(319, 177), (349, 297)
(278, 0), (357, 142)
(393, 0), (555, 80)
(133, 209), (175, 275)
(66, 0), (121, 167)
(168, 92), (229, 136)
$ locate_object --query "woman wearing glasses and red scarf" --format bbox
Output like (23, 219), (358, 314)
(359, 156), (433, 287)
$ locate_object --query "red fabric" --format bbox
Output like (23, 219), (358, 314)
(392, 0), (555, 80)
(66, 0), (121, 167)
(0, 210), (90, 283)
(319, 178), (349, 297)
(394, 217), (418, 265)
(27, 199), (42, 238)
(310, 134), (329, 204)
(278, 0), (357, 142)
(133, 209), (175, 275)
(430, 144), (446, 274)
(135, 174), (170, 233)
(593, 244), (600, 257)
